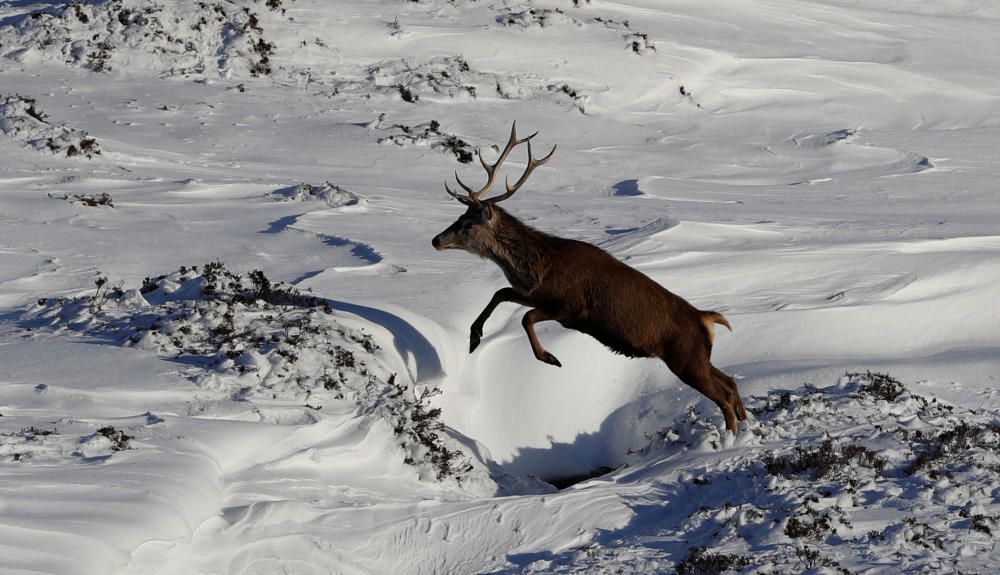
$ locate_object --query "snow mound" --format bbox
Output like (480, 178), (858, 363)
(270, 182), (361, 207)
(0, 94), (100, 157)
(29, 263), (481, 484)
(1, 418), (146, 466)
(0, 0), (284, 78)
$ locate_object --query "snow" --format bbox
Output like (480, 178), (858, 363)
(1, 0), (999, 573)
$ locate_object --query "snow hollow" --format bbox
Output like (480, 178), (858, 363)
(1, 1), (999, 573)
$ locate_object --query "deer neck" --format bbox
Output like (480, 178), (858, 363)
(482, 207), (550, 293)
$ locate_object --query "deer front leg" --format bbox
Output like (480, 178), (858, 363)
(470, 287), (530, 353)
(521, 308), (562, 367)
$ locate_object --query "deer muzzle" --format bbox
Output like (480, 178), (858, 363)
(431, 233), (452, 251)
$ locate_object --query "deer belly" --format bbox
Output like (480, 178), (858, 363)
(562, 318), (650, 358)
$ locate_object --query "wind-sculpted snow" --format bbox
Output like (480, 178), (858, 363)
(2, 0), (1000, 573)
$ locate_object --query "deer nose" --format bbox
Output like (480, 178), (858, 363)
(432, 235), (443, 250)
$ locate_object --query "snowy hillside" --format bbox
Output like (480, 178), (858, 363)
(1, 0), (999, 573)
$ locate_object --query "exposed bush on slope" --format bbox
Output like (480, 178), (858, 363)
(592, 373), (999, 574)
(906, 420), (1000, 478)
(847, 369), (906, 402)
(675, 546), (752, 575)
(763, 438), (886, 480)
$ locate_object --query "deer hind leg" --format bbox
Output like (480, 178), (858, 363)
(470, 287), (529, 353)
(712, 365), (748, 422)
(669, 358), (740, 433)
(521, 308), (562, 367)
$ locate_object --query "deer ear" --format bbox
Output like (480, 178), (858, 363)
(480, 203), (494, 222)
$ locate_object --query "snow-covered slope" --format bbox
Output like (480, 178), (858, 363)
(1, 1), (998, 573)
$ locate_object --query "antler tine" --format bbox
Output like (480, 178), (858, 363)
(453, 171), (475, 195)
(470, 122), (533, 201)
(484, 139), (557, 205)
(445, 181), (472, 205)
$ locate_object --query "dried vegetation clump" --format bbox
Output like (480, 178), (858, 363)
(97, 426), (133, 451)
(377, 119), (476, 164)
(674, 546), (752, 575)
(847, 370), (906, 402)
(763, 438), (886, 480)
(905, 420), (1000, 478)
(48, 192), (114, 207)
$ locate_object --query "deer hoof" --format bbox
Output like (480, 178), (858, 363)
(469, 332), (481, 353)
(541, 352), (562, 367)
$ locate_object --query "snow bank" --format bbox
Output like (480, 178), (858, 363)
(1, 0), (1000, 572)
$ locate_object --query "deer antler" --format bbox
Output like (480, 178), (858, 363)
(445, 122), (556, 205)
(486, 137), (557, 205)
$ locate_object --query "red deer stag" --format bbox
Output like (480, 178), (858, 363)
(431, 123), (748, 432)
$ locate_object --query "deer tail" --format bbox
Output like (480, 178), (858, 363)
(700, 311), (732, 346)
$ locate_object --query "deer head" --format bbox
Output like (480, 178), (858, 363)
(432, 122), (556, 254)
